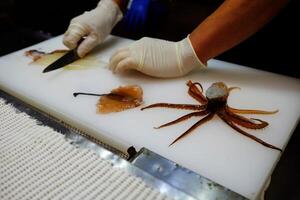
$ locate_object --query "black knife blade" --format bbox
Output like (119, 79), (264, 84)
(42, 49), (80, 73)
(43, 38), (84, 73)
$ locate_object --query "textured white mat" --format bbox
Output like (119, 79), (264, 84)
(0, 98), (172, 200)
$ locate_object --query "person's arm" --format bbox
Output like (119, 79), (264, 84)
(113, 0), (128, 12)
(190, 0), (289, 64)
(109, 0), (288, 78)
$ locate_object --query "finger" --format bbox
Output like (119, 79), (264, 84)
(63, 23), (86, 49)
(109, 49), (130, 71)
(109, 47), (129, 60)
(115, 57), (135, 73)
(77, 34), (98, 57)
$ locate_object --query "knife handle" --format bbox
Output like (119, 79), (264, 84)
(76, 38), (85, 48)
(73, 38), (85, 58)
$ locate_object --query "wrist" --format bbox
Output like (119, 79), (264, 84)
(97, 0), (124, 23)
(188, 33), (209, 65)
(180, 36), (207, 69)
(112, 0), (129, 13)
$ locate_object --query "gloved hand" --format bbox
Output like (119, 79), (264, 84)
(63, 0), (123, 57)
(109, 36), (206, 78)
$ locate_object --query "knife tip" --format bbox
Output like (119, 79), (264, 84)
(42, 68), (50, 73)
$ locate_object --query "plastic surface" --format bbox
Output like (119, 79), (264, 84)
(0, 35), (300, 200)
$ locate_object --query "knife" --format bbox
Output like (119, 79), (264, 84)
(43, 39), (84, 73)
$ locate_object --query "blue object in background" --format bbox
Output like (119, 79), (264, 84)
(122, 0), (151, 32)
(121, 0), (170, 35)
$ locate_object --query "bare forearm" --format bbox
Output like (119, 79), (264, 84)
(190, 0), (289, 64)
(112, 0), (129, 13)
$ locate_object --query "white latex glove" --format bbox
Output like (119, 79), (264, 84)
(63, 0), (123, 57)
(109, 36), (206, 78)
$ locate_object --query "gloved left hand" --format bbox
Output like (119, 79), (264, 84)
(109, 36), (206, 78)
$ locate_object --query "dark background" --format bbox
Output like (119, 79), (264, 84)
(0, 0), (299, 199)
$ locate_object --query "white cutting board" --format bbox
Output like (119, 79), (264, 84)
(0, 35), (299, 200)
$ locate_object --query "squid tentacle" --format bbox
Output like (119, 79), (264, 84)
(193, 82), (204, 92)
(228, 87), (241, 93)
(187, 80), (203, 91)
(218, 112), (282, 152)
(187, 81), (208, 104)
(169, 113), (214, 146)
(155, 110), (209, 129)
(141, 103), (206, 111)
(227, 106), (278, 115)
(224, 109), (269, 129)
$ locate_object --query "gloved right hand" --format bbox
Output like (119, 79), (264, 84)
(63, 0), (123, 57)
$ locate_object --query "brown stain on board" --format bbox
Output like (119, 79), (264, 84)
(25, 49), (102, 70)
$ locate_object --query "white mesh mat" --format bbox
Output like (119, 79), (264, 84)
(0, 98), (172, 200)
